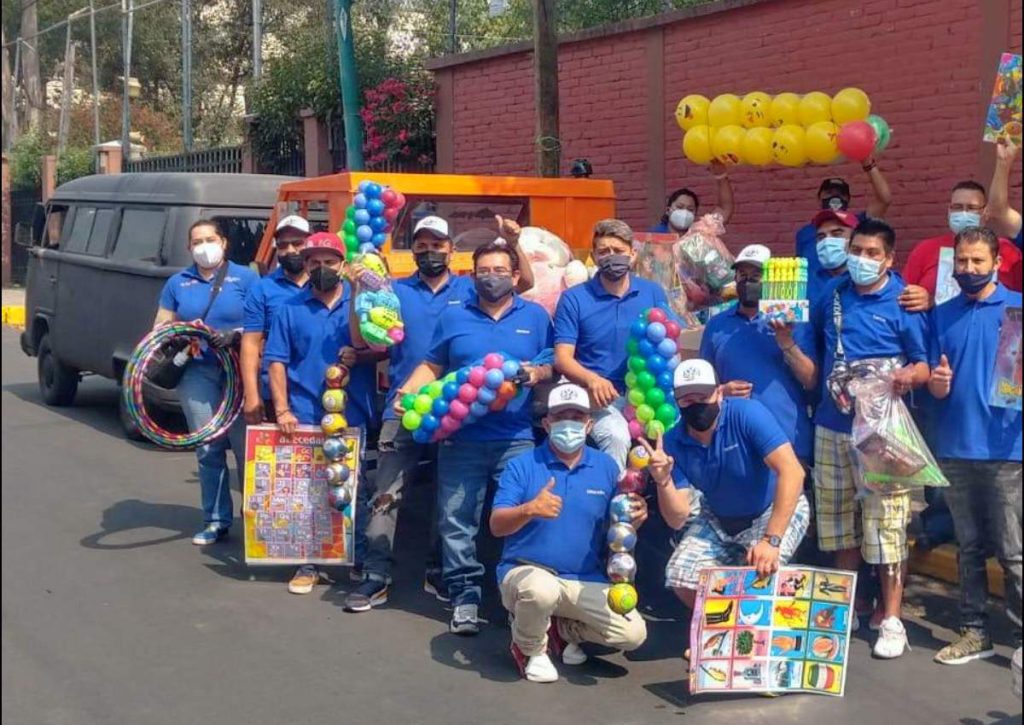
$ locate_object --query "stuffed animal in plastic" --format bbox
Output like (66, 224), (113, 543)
(517, 227), (575, 316)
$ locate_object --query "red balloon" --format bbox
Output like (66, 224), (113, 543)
(383, 207), (399, 223)
(391, 191), (406, 209)
(647, 308), (667, 324)
(836, 121), (876, 163)
(381, 189), (398, 206)
(664, 321), (681, 341)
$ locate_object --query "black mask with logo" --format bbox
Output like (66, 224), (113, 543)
(309, 266), (341, 293)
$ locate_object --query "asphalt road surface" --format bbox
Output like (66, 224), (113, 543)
(2, 328), (1021, 725)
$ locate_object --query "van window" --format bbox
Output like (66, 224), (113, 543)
(42, 205), (70, 248)
(111, 208), (167, 262)
(391, 197), (528, 252)
(64, 207), (96, 253)
(210, 215), (267, 266)
(85, 209), (116, 256)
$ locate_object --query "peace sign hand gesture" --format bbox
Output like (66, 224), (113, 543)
(639, 433), (674, 488)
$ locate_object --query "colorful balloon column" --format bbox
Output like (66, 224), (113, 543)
(340, 181), (407, 261)
(352, 251), (404, 350)
(676, 88), (891, 167)
(624, 307), (682, 441)
(605, 444), (652, 616)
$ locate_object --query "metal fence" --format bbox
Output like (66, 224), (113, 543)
(9, 189), (40, 286)
(125, 146), (243, 174)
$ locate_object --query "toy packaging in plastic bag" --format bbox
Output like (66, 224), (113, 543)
(633, 232), (701, 329)
(849, 373), (949, 493)
(672, 213), (737, 314)
(352, 252), (404, 350)
(518, 227), (576, 316)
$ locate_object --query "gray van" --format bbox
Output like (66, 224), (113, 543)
(20, 172), (299, 436)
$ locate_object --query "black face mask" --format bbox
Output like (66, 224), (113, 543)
(821, 195), (849, 212)
(598, 253), (631, 281)
(683, 402), (720, 432)
(737, 279), (762, 308)
(953, 271), (992, 295)
(309, 266), (341, 293)
(278, 253), (305, 275)
(475, 274), (514, 303)
(414, 250), (448, 278)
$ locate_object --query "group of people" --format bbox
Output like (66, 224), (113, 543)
(153, 141), (1022, 685)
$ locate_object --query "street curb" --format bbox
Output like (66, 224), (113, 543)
(2, 305), (25, 330)
(911, 542), (1005, 598)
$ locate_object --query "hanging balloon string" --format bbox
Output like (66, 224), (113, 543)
(122, 321), (242, 448)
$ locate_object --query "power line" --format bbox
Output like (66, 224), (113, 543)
(3, 0), (175, 49)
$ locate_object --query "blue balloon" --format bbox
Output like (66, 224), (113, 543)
(369, 216), (388, 233)
(359, 242), (376, 254)
(432, 398), (450, 417)
(630, 319), (648, 339)
(354, 193), (368, 209)
(657, 371), (674, 390)
(420, 413), (440, 432)
(657, 338), (678, 358)
(484, 369), (505, 389)
(442, 382), (460, 401)
(501, 360), (521, 378)
(456, 369), (471, 385)
(469, 402), (490, 417)
(365, 182), (382, 199)
(476, 386), (497, 405)
(356, 225), (373, 243)
(366, 199), (386, 216)
(358, 180), (372, 193)
(666, 354), (681, 371)
(638, 339), (656, 358)
(646, 322), (667, 343)
(646, 354), (667, 374)
(371, 232), (388, 247)
(412, 428), (432, 444)
(354, 209), (371, 226)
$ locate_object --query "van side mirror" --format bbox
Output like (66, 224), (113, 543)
(31, 203), (46, 245)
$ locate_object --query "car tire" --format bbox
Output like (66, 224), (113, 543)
(37, 334), (78, 406)
(118, 386), (147, 441)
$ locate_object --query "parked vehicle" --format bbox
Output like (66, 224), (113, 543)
(19, 172), (299, 438)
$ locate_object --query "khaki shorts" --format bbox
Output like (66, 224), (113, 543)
(813, 426), (911, 565)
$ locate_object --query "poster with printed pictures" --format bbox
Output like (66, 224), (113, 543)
(989, 306), (1023, 411)
(690, 566), (857, 697)
(243, 424), (360, 566)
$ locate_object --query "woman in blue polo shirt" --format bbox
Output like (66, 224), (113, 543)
(153, 219), (258, 546)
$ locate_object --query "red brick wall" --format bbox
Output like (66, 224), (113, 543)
(436, 0), (1023, 257)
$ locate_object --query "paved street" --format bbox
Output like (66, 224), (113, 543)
(1, 326), (1020, 725)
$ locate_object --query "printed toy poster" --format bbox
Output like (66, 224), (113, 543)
(989, 306), (1023, 411)
(690, 566), (858, 697)
(243, 424), (360, 566)
(984, 53), (1022, 145)
(934, 247), (960, 306)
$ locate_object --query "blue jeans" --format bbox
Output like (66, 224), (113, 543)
(437, 438), (534, 607)
(179, 361), (246, 528)
(591, 396), (630, 473)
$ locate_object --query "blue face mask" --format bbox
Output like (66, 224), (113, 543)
(549, 420), (588, 454)
(846, 254), (885, 287)
(816, 236), (849, 271)
(949, 211), (982, 235)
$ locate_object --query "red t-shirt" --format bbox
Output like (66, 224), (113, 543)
(902, 232), (1023, 296)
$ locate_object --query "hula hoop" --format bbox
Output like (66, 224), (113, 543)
(121, 321), (242, 448)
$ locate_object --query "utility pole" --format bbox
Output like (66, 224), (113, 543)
(252, 0), (263, 82)
(533, 0), (560, 177)
(89, 0), (100, 150)
(121, 0), (134, 162)
(57, 20), (77, 158)
(2, 30), (13, 149)
(448, 0), (456, 54)
(181, 0), (193, 151)
(333, 0), (364, 170)
(20, 0), (43, 131)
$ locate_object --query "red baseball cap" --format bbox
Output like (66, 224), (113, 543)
(811, 209), (859, 229)
(301, 232), (345, 258)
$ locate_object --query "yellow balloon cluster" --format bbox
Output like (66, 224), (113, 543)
(676, 88), (872, 167)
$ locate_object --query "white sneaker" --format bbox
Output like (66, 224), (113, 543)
(561, 642), (588, 665)
(873, 617), (910, 659)
(524, 653), (559, 683)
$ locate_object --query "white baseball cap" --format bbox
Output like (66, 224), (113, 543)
(547, 383), (591, 414)
(732, 244), (771, 269)
(275, 214), (311, 239)
(673, 359), (718, 397)
(413, 215), (450, 240)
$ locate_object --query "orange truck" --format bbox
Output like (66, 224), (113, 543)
(255, 171), (617, 275)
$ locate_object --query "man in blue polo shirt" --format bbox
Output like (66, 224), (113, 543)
(700, 244), (816, 464)
(926, 227), (1022, 666)
(264, 232), (375, 595)
(397, 240), (554, 635)
(241, 214), (310, 425)
(651, 360), (809, 615)
(798, 218), (930, 659)
(344, 215), (474, 612)
(491, 383), (648, 684)
(554, 219), (671, 471)
(807, 209), (857, 305)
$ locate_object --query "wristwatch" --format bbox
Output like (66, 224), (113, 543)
(762, 534), (782, 548)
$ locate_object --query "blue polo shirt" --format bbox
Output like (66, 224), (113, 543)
(242, 267), (306, 398)
(263, 286), (375, 428)
(159, 261), (257, 332)
(811, 273), (929, 434)
(663, 398), (790, 518)
(384, 272), (474, 421)
(493, 444), (620, 584)
(425, 294), (553, 442)
(928, 285), (1022, 462)
(699, 308), (815, 461)
(553, 274), (671, 391)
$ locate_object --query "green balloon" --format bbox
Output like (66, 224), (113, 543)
(627, 388), (646, 407)
(645, 387), (666, 408)
(655, 402), (678, 426)
(346, 206), (356, 220)
(636, 371), (656, 390)
(413, 394), (433, 415)
(343, 219), (356, 234)
(401, 393), (417, 412)
(866, 114), (891, 154)
(426, 381), (445, 398)
(625, 338), (639, 355)
(624, 371), (638, 389)
(636, 404), (655, 423)
(628, 355), (647, 374)
(401, 410), (422, 431)
(646, 420), (666, 439)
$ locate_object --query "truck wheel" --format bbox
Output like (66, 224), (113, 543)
(118, 387), (147, 441)
(37, 334), (78, 406)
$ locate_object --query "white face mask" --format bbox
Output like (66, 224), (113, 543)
(669, 208), (695, 232)
(192, 241), (224, 269)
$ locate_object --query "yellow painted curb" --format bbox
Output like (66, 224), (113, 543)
(910, 542), (1004, 598)
(2, 305), (25, 330)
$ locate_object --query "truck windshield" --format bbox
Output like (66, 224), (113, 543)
(390, 197), (528, 252)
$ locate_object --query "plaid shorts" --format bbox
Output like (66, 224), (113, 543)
(813, 426), (912, 565)
(664, 491), (811, 590)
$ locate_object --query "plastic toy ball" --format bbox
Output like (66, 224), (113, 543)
(325, 365), (350, 389)
(468, 367), (487, 388)
(321, 413), (348, 436)
(401, 410), (422, 431)
(469, 402), (490, 417)
(476, 386), (497, 405)
(646, 354), (667, 375)
(458, 384), (479, 404)
(328, 484), (352, 511)
(322, 436), (347, 461)
(630, 319), (648, 339)
(607, 553), (637, 584)
(646, 322), (667, 343)
(432, 398), (450, 417)
(484, 369), (505, 390)
(325, 462), (351, 485)
(607, 523), (638, 553)
(442, 382), (460, 401)
(501, 360), (521, 379)
(322, 389), (347, 413)
(483, 353), (505, 370)
(608, 582), (639, 615)
(364, 182), (382, 199)
(628, 445), (651, 470)
(647, 308), (667, 324)
(448, 400), (470, 420)
(618, 468), (646, 495)
(657, 338), (678, 359)
(609, 493), (634, 523)
(413, 395), (433, 415)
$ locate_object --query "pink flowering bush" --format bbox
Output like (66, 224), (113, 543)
(360, 76), (436, 168)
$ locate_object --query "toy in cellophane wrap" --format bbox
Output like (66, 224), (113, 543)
(517, 227), (576, 316)
(339, 181), (406, 261)
(672, 213), (737, 318)
(848, 373), (949, 494)
(399, 350), (554, 444)
(759, 257), (810, 324)
(623, 307), (682, 441)
(633, 233), (701, 329)
(352, 252), (404, 350)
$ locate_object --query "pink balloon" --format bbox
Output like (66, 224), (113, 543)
(383, 207), (399, 224)
(837, 121), (876, 163)
(467, 367), (487, 387)
(458, 384), (479, 404)
(664, 321), (681, 341)
(392, 191), (406, 209)
(483, 353), (505, 370)
(448, 400), (470, 420)
(381, 188), (398, 206)
(623, 405), (637, 421)
(388, 328), (405, 343)
(628, 419), (644, 440)
(440, 415), (461, 432)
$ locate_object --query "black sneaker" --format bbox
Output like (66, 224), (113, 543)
(344, 579), (389, 612)
(424, 569), (451, 603)
(450, 604), (481, 635)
